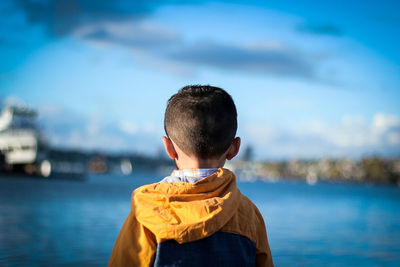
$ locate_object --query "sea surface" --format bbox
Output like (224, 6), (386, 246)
(0, 171), (399, 266)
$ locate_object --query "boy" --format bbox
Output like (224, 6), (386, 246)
(109, 85), (274, 267)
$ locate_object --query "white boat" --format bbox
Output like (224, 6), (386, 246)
(0, 105), (50, 176)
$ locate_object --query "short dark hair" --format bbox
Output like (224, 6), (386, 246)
(164, 85), (237, 159)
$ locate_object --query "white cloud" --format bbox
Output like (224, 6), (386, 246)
(372, 113), (400, 133)
(37, 107), (162, 154)
(119, 120), (137, 135)
(86, 116), (102, 136)
(143, 122), (156, 134)
(388, 132), (400, 145)
(33, 104), (400, 159)
(2, 96), (26, 107)
(67, 129), (83, 148)
(243, 113), (400, 159)
(244, 124), (278, 141)
(75, 20), (181, 51)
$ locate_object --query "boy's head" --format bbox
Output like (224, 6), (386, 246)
(164, 85), (238, 161)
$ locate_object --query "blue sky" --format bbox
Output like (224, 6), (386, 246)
(1, 0), (399, 159)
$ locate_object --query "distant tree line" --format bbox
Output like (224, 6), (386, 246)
(252, 157), (400, 185)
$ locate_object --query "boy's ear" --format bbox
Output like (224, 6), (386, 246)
(226, 137), (241, 160)
(162, 136), (178, 159)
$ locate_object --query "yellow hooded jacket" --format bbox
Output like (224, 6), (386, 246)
(108, 168), (274, 267)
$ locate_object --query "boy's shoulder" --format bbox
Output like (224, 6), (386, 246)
(220, 191), (269, 256)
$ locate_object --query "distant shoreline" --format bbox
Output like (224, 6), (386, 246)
(2, 147), (399, 186)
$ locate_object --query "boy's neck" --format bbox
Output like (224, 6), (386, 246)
(175, 157), (226, 170)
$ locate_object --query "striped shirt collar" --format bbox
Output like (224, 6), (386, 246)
(171, 168), (219, 179)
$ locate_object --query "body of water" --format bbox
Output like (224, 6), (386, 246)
(0, 171), (399, 266)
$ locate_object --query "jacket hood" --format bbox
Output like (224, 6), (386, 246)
(131, 168), (240, 244)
